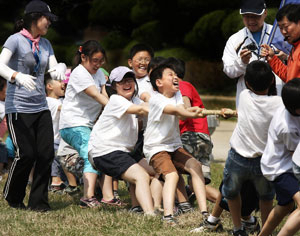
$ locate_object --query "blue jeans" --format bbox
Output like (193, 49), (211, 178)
(60, 127), (98, 174)
(222, 148), (274, 200)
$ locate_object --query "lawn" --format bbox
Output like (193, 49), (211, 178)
(0, 163), (287, 236)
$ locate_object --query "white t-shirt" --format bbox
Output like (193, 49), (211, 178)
(230, 89), (283, 158)
(261, 105), (300, 181)
(143, 91), (184, 162)
(136, 75), (155, 98)
(293, 142), (300, 167)
(46, 97), (63, 148)
(0, 101), (5, 121)
(88, 95), (140, 157)
(59, 65), (106, 129)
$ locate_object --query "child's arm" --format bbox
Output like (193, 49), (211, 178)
(101, 84), (109, 99)
(163, 104), (202, 119)
(126, 103), (149, 116)
(140, 92), (151, 103)
(84, 85), (109, 106)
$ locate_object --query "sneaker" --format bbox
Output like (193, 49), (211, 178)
(174, 202), (193, 216)
(113, 190), (120, 200)
(242, 216), (260, 234)
(101, 198), (124, 206)
(201, 211), (209, 220)
(49, 183), (66, 194)
(232, 229), (248, 236)
(8, 201), (26, 210)
(129, 205), (144, 214)
(190, 219), (223, 233)
(185, 185), (196, 204)
(162, 215), (177, 226)
(64, 185), (80, 195)
(79, 196), (101, 208)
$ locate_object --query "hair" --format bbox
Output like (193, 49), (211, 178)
(129, 43), (154, 59)
(73, 40), (107, 69)
(0, 76), (6, 92)
(276, 4), (300, 23)
(164, 57), (185, 79)
(281, 78), (300, 116)
(147, 56), (166, 73)
(150, 63), (176, 91)
(44, 73), (53, 95)
(108, 72), (139, 99)
(244, 60), (275, 93)
(14, 13), (44, 32)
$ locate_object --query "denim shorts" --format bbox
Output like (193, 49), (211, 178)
(293, 161), (300, 183)
(222, 148), (275, 200)
(60, 126), (98, 174)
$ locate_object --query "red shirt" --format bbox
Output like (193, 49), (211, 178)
(179, 81), (209, 135)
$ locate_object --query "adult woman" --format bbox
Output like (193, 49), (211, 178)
(0, 0), (66, 211)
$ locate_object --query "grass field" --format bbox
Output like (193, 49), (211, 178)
(0, 162), (275, 236)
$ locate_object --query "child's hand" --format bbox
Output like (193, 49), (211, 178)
(220, 108), (237, 119)
(260, 44), (275, 61)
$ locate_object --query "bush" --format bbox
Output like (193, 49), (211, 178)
(221, 11), (244, 40)
(155, 47), (198, 61)
(130, 0), (158, 24)
(100, 31), (131, 50)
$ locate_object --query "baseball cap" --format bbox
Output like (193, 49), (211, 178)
(240, 0), (266, 15)
(109, 66), (135, 84)
(25, 0), (58, 21)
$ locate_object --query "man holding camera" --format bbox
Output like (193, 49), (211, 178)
(222, 0), (284, 107)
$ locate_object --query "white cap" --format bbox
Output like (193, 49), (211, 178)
(109, 66), (135, 84)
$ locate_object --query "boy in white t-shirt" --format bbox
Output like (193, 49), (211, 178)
(45, 74), (66, 192)
(221, 61), (282, 236)
(260, 78), (300, 236)
(144, 63), (208, 224)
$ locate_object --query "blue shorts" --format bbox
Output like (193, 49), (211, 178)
(273, 173), (300, 206)
(292, 161), (300, 183)
(222, 148), (274, 200)
(60, 127), (98, 174)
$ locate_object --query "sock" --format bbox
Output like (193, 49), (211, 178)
(208, 215), (219, 224)
(243, 215), (255, 223)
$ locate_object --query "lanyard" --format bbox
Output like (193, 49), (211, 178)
(26, 38), (41, 76)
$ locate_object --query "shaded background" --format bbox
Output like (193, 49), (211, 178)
(0, 0), (282, 95)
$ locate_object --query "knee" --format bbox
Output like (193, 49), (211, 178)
(165, 171), (179, 182)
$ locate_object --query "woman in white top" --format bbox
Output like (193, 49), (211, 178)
(59, 40), (108, 208)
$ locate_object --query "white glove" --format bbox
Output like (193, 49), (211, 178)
(15, 72), (37, 91)
(48, 63), (67, 81)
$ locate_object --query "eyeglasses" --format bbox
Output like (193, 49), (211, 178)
(133, 57), (151, 64)
(118, 78), (135, 85)
(91, 57), (105, 65)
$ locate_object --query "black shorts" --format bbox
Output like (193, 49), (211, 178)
(92, 151), (138, 179)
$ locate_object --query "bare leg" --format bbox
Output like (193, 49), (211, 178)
(176, 174), (189, 202)
(211, 191), (224, 217)
(260, 199), (273, 226)
(62, 168), (77, 186)
(163, 172), (179, 216)
(99, 174), (114, 200)
(228, 194), (242, 229)
(206, 185), (218, 203)
(83, 172), (98, 198)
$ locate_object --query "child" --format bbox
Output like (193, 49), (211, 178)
(59, 40), (110, 208)
(221, 61), (283, 236)
(260, 78), (300, 236)
(144, 63), (208, 224)
(88, 66), (155, 215)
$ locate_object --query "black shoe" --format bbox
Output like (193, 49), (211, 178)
(242, 216), (260, 234)
(8, 202), (26, 210)
(232, 229), (248, 236)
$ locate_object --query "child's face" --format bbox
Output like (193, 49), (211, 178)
(81, 51), (105, 75)
(156, 68), (179, 97)
(115, 77), (135, 100)
(51, 80), (65, 97)
(0, 83), (7, 101)
(128, 51), (151, 79)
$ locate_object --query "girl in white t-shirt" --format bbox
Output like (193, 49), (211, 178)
(59, 40), (109, 208)
(88, 66), (155, 215)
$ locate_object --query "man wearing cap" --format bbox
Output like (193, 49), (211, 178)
(222, 0), (284, 108)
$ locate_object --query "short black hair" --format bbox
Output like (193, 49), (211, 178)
(147, 56), (166, 73)
(164, 57), (185, 79)
(149, 63), (175, 91)
(276, 4), (300, 23)
(281, 78), (300, 116)
(244, 60), (275, 92)
(129, 43), (154, 59)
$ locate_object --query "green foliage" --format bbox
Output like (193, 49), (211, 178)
(221, 11), (244, 40)
(52, 44), (78, 67)
(265, 8), (278, 25)
(0, 22), (14, 43)
(130, 0), (158, 25)
(131, 20), (163, 49)
(100, 31), (131, 50)
(155, 47), (198, 62)
(184, 10), (228, 59)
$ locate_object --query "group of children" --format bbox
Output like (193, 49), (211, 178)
(1, 40), (300, 236)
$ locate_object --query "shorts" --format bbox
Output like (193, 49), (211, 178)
(292, 161), (300, 183)
(92, 151), (137, 179)
(222, 148), (274, 200)
(273, 173), (300, 206)
(60, 126), (98, 174)
(129, 130), (144, 163)
(58, 152), (84, 179)
(181, 131), (213, 184)
(150, 147), (193, 177)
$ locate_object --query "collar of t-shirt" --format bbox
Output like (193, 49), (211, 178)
(251, 31), (262, 45)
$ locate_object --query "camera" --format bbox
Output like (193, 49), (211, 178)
(242, 42), (258, 52)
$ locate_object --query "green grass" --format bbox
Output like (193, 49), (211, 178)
(0, 163), (285, 236)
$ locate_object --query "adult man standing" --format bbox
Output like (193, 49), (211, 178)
(222, 0), (284, 108)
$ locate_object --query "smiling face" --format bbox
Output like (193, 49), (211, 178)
(278, 16), (300, 44)
(156, 68), (179, 98)
(81, 51), (105, 74)
(128, 51), (151, 79)
(115, 77), (136, 100)
(242, 11), (266, 33)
